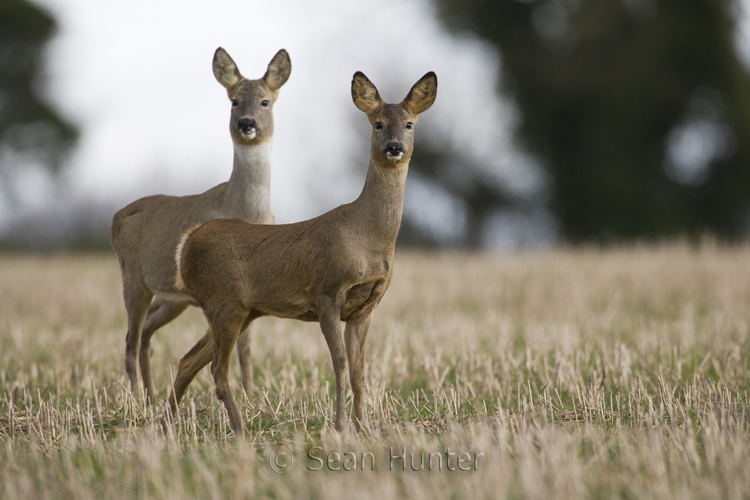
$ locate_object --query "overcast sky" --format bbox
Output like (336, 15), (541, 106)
(6, 0), (750, 247)
(9, 0), (540, 237)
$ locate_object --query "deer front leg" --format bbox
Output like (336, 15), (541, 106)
(317, 295), (348, 432)
(345, 313), (372, 429)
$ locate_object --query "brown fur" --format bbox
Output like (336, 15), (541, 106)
(110, 48), (291, 402)
(171, 71), (438, 438)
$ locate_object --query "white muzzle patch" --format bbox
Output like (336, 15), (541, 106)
(241, 128), (257, 140)
(386, 152), (404, 161)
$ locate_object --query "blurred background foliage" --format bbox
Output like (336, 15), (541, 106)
(0, 0), (78, 207)
(428, 0), (750, 243)
(1, 0), (749, 249)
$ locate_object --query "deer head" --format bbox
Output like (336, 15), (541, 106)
(352, 71), (437, 168)
(213, 48), (291, 145)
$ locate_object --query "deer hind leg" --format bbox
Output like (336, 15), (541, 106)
(317, 295), (348, 432)
(168, 320), (255, 418)
(209, 309), (252, 439)
(345, 313), (372, 429)
(169, 328), (214, 415)
(139, 298), (189, 403)
(123, 282), (153, 399)
(236, 322), (254, 394)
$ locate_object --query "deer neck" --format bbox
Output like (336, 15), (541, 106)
(222, 141), (273, 218)
(351, 159), (409, 249)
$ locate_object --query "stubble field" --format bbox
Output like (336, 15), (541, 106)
(1, 244), (749, 499)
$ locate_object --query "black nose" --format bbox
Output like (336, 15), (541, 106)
(238, 118), (256, 132)
(386, 142), (404, 154)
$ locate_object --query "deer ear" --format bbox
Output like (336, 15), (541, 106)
(403, 72), (437, 115)
(213, 47), (243, 90)
(263, 49), (292, 96)
(351, 72), (383, 115)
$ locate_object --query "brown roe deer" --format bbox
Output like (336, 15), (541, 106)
(111, 48), (291, 402)
(171, 71), (437, 437)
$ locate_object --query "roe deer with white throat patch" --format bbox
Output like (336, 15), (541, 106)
(111, 48), (291, 402)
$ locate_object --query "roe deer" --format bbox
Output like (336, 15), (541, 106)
(111, 48), (291, 402)
(170, 71), (437, 437)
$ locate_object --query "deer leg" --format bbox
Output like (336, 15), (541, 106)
(317, 295), (348, 432)
(345, 313), (372, 429)
(168, 321), (255, 415)
(139, 298), (189, 403)
(168, 328), (214, 415)
(209, 310), (250, 439)
(236, 322), (254, 393)
(123, 284), (153, 399)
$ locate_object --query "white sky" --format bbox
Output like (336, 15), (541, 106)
(20, 0), (536, 230)
(737, 0), (750, 68)
(9, 0), (750, 246)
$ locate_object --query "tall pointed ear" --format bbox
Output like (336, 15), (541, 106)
(403, 72), (437, 115)
(213, 47), (243, 90)
(263, 49), (292, 98)
(351, 72), (383, 116)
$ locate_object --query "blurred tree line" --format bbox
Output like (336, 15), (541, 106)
(418, 0), (750, 243)
(0, 0), (77, 206)
(3, 0), (750, 248)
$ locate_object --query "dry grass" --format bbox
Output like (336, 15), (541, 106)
(1, 243), (749, 499)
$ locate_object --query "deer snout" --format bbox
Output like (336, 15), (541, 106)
(238, 118), (257, 139)
(385, 142), (404, 161)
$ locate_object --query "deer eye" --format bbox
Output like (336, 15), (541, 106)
(405, 122), (413, 130)
(231, 99), (239, 107)
(261, 100), (270, 107)
(374, 122), (383, 130)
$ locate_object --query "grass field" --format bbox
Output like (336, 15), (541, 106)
(1, 244), (749, 499)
